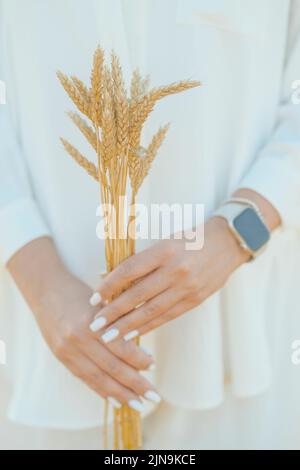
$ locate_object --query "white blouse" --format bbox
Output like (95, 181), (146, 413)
(1, 0), (300, 433)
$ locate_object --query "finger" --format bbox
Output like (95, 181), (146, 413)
(100, 288), (182, 343)
(138, 299), (196, 336)
(108, 339), (155, 371)
(79, 338), (161, 404)
(89, 246), (163, 305)
(66, 352), (145, 411)
(89, 267), (172, 332)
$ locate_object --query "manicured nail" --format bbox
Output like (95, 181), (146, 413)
(128, 400), (144, 413)
(89, 292), (102, 307)
(89, 316), (107, 333)
(147, 363), (156, 371)
(124, 330), (139, 342)
(107, 397), (122, 409)
(144, 390), (161, 404)
(140, 345), (153, 357)
(101, 328), (119, 343)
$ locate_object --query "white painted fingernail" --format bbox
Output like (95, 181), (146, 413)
(89, 316), (107, 333)
(128, 400), (144, 413)
(124, 330), (139, 342)
(101, 328), (119, 343)
(147, 363), (156, 371)
(89, 292), (102, 306)
(140, 345), (153, 357)
(107, 397), (122, 409)
(144, 390), (161, 404)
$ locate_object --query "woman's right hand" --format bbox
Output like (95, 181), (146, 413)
(8, 237), (160, 411)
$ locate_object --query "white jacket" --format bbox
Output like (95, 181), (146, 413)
(0, 0), (300, 430)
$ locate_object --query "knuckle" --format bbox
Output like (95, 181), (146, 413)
(131, 285), (145, 305)
(53, 336), (68, 358)
(89, 370), (101, 385)
(187, 277), (200, 292)
(130, 376), (144, 392)
(164, 310), (176, 322)
(192, 291), (204, 305)
(144, 301), (159, 319)
(106, 358), (121, 377)
(118, 261), (133, 280)
(162, 241), (176, 259)
(65, 325), (83, 344)
(176, 261), (190, 276)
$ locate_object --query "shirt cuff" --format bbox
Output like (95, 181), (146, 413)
(0, 198), (51, 266)
(238, 156), (300, 229)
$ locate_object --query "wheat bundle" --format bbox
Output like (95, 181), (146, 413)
(58, 46), (201, 450)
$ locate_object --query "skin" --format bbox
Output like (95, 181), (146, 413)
(92, 189), (281, 342)
(7, 237), (157, 408)
(7, 188), (281, 405)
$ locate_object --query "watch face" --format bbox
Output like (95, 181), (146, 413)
(232, 208), (270, 252)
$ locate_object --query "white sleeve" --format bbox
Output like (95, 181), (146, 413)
(239, 1), (300, 229)
(0, 4), (50, 266)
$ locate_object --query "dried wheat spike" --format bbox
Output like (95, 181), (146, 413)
(71, 76), (91, 104)
(145, 123), (170, 166)
(91, 46), (105, 126)
(111, 52), (129, 157)
(152, 80), (201, 100)
(57, 71), (92, 120)
(130, 69), (142, 103)
(130, 70), (150, 102)
(129, 124), (170, 193)
(129, 80), (200, 149)
(60, 137), (98, 181)
(102, 88), (117, 163)
(67, 112), (98, 152)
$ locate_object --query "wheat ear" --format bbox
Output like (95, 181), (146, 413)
(57, 71), (92, 120)
(71, 76), (91, 103)
(129, 124), (170, 193)
(60, 138), (98, 180)
(111, 52), (129, 156)
(102, 88), (117, 163)
(91, 46), (104, 126)
(67, 112), (98, 152)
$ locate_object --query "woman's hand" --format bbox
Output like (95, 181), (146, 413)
(89, 217), (249, 342)
(8, 238), (160, 412)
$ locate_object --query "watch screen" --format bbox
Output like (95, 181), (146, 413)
(232, 208), (270, 252)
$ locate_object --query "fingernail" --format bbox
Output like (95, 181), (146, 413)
(147, 363), (156, 371)
(89, 316), (107, 333)
(101, 328), (119, 343)
(124, 330), (139, 342)
(128, 400), (144, 413)
(90, 292), (102, 307)
(107, 397), (122, 409)
(140, 345), (153, 357)
(144, 390), (162, 404)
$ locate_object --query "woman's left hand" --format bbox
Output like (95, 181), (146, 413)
(89, 217), (249, 342)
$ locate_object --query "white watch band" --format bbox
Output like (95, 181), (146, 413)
(214, 202), (252, 223)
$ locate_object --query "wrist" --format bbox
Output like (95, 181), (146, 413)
(208, 216), (251, 267)
(8, 237), (70, 311)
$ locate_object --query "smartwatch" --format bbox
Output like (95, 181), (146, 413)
(214, 198), (271, 260)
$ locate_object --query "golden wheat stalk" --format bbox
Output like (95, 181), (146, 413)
(58, 46), (201, 451)
(111, 52), (129, 157)
(67, 112), (97, 151)
(91, 46), (105, 126)
(57, 72), (92, 120)
(60, 138), (98, 180)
